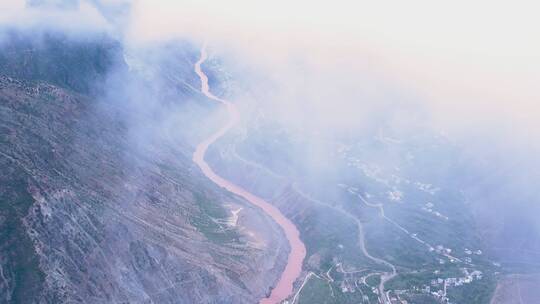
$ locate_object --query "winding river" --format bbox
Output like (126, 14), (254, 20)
(192, 45), (306, 304)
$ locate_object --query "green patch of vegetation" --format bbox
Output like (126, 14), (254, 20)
(190, 192), (240, 244)
(385, 271), (438, 290)
(298, 272), (383, 304)
(298, 204), (381, 272)
(447, 274), (496, 304)
(365, 274), (381, 287)
(401, 294), (440, 304)
(298, 276), (335, 304)
(363, 216), (437, 270)
(329, 279), (379, 304)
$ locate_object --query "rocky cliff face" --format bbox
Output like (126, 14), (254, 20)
(0, 32), (287, 303)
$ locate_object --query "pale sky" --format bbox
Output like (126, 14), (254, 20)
(1, 0), (539, 142)
(127, 0), (540, 114)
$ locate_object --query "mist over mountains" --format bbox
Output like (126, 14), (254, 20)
(1, 1), (539, 303)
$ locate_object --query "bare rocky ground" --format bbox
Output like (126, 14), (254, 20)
(0, 32), (288, 304)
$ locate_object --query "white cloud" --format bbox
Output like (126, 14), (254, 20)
(123, 0), (540, 139)
(0, 0), (112, 34)
(2, 0), (539, 146)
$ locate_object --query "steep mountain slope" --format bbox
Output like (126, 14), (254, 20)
(0, 31), (125, 96)
(0, 32), (288, 303)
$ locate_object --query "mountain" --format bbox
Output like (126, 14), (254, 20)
(0, 31), (287, 303)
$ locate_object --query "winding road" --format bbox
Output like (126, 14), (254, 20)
(293, 184), (397, 303)
(192, 44), (306, 304)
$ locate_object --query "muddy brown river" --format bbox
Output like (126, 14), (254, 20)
(193, 45), (306, 304)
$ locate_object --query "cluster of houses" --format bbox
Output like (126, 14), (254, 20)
(417, 268), (484, 303)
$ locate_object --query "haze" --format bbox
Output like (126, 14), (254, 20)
(126, 0), (540, 137)
(1, 1), (539, 303)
